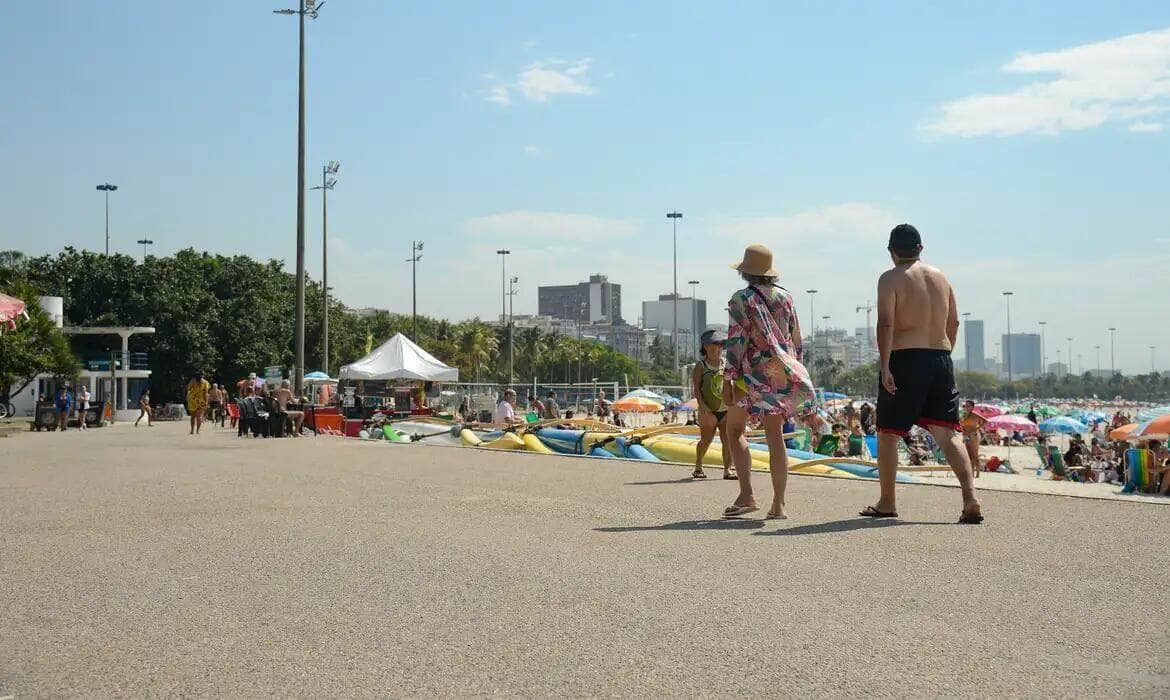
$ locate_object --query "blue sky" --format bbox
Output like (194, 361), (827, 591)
(1, 1), (1168, 373)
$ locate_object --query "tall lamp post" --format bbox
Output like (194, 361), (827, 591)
(1067, 337), (1074, 375)
(508, 275), (518, 381)
(1038, 320), (1047, 376)
(497, 249), (511, 382)
(406, 241), (423, 338)
(310, 160), (339, 373)
(806, 289), (818, 366)
(1002, 291), (1014, 383)
(688, 280), (699, 360)
(1150, 345), (1157, 374)
(1095, 345), (1101, 376)
(135, 238), (153, 261)
(96, 183), (118, 255)
(1108, 327), (1117, 376)
(274, 0), (325, 396)
(666, 212), (682, 369)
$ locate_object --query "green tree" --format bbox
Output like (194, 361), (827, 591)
(0, 279), (80, 399)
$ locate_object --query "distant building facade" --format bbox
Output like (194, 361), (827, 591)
(963, 319), (985, 372)
(537, 274), (622, 324)
(641, 294), (706, 352)
(1002, 333), (1042, 378)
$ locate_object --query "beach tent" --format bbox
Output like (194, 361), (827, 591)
(338, 333), (458, 382)
(0, 292), (28, 333)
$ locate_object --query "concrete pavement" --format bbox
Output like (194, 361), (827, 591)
(2, 422), (1167, 697)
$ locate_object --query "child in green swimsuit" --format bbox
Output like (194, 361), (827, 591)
(690, 329), (733, 480)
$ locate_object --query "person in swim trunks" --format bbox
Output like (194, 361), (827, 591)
(867, 224), (982, 523)
(959, 400), (987, 479)
(691, 329), (734, 480)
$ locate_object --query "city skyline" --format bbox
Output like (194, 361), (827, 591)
(1, 3), (1168, 373)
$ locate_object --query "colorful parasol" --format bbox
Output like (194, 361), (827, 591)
(612, 396), (665, 412)
(1038, 417), (1088, 435)
(1108, 423), (1140, 441)
(971, 403), (1004, 418)
(0, 292), (29, 333)
(1128, 415), (1170, 441)
(985, 414), (1040, 435)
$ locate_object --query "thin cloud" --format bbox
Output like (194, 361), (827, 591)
(922, 27), (1170, 138)
(523, 144), (540, 156)
(1129, 121), (1165, 133)
(713, 203), (899, 245)
(485, 58), (597, 106)
(465, 210), (635, 240)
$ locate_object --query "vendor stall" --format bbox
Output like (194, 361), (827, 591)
(336, 334), (458, 432)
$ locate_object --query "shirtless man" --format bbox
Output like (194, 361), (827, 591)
(276, 380), (304, 437)
(862, 224), (982, 523)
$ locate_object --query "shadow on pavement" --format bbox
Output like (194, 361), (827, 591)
(754, 518), (958, 536)
(624, 478), (713, 486)
(596, 519), (766, 533)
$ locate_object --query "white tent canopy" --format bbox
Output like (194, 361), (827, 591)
(338, 333), (459, 382)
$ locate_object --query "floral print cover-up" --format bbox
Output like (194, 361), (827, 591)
(723, 284), (814, 416)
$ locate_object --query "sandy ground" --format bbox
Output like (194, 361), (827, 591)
(1, 421), (1168, 698)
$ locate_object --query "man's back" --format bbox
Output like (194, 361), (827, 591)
(879, 261), (956, 352)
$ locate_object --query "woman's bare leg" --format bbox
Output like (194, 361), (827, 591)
(694, 411), (716, 475)
(718, 420), (733, 477)
(965, 437), (980, 478)
(726, 405), (755, 508)
(764, 414), (789, 517)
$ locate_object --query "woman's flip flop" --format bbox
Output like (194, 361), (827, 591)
(858, 505), (899, 518)
(722, 504), (759, 518)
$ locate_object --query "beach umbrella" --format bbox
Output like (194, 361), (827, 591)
(1038, 417), (1088, 435)
(675, 398), (697, 412)
(972, 403), (1004, 418)
(0, 292), (28, 333)
(819, 391), (847, 399)
(623, 389), (665, 401)
(304, 371), (330, 380)
(659, 394), (683, 407)
(1129, 415), (1170, 440)
(1108, 423), (1139, 441)
(612, 396), (664, 412)
(985, 414), (1040, 435)
(1136, 405), (1170, 422)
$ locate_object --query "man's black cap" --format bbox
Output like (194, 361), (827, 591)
(888, 223), (922, 249)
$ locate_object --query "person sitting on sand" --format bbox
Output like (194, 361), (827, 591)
(541, 391), (560, 420)
(494, 389), (521, 428)
(276, 380), (304, 437)
(691, 329), (734, 480)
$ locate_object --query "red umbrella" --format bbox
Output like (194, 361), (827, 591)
(0, 293), (28, 333)
(985, 414), (1039, 435)
(972, 403), (1004, 418)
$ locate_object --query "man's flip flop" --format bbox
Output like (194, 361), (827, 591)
(722, 473), (738, 480)
(958, 511), (984, 524)
(858, 505), (899, 518)
(766, 512), (788, 520)
(723, 505), (759, 518)
(692, 470), (708, 479)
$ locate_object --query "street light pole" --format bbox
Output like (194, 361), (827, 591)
(135, 238), (153, 261)
(508, 275), (518, 381)
(666, 212), (682, 370)
(406, 241), (423, 338)
(688, 280), (699, 360)
(806, 289), (818, 366)
(1108, 327), (1117, 376)
(274, 0), (324, 396)
(1150, 345), (1157, 374)
(497, 249), (511, 381)
(1067, 337), (1074, 375)
(310, 160), (339, 373)
(1002, 291), (1014, 383)
(1038, 320), (1047, 376)
(96, 183), (118, 255)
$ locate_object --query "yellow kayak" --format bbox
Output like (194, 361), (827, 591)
(643, 435), (856, 478)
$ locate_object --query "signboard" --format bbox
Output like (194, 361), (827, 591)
(264, 366), (284, 383)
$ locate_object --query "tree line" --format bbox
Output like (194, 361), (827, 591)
(1, 248), (680, 402)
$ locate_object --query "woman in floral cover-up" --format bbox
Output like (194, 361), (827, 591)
(720, 244), (814, 520)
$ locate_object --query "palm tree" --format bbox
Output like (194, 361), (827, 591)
(516, 327), (544, 380)
(457, 322), (499, 383)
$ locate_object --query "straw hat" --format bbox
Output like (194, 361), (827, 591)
(731, 244), (779, 277)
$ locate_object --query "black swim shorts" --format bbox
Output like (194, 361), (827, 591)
(876, 349), (960, 436)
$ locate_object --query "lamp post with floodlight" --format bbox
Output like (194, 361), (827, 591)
(311, 160), (339, 373)
(666, 211), (682, 370)
(96, 183), (118, 255)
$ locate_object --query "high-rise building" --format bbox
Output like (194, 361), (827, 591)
(537, 274), (622, 324)
(641, 294), (707, 349)
(963, 319), (985, 372)
(1002, 333), (1042, 378)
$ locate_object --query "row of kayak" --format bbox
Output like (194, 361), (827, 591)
(457, 425), (915, 482)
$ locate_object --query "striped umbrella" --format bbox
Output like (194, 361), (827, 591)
(1129, 414), (1170, 441)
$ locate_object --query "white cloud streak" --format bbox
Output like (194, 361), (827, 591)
(922, 27), (1170, 137)
(485, 58), (596, 106)
(1129, 120), (1165, 133)
(713, 203), (900, 245)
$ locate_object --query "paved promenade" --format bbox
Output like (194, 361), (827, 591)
(2, 423), (1166, 697)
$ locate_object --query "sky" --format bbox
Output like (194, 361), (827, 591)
(1, 1), (1168, 374)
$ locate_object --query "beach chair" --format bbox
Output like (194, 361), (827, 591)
(1122, 448), (1152, 493)
(813, 434), (839, 456)
(847, 435), (864, 457)
(1047, 446), (1068, 481)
